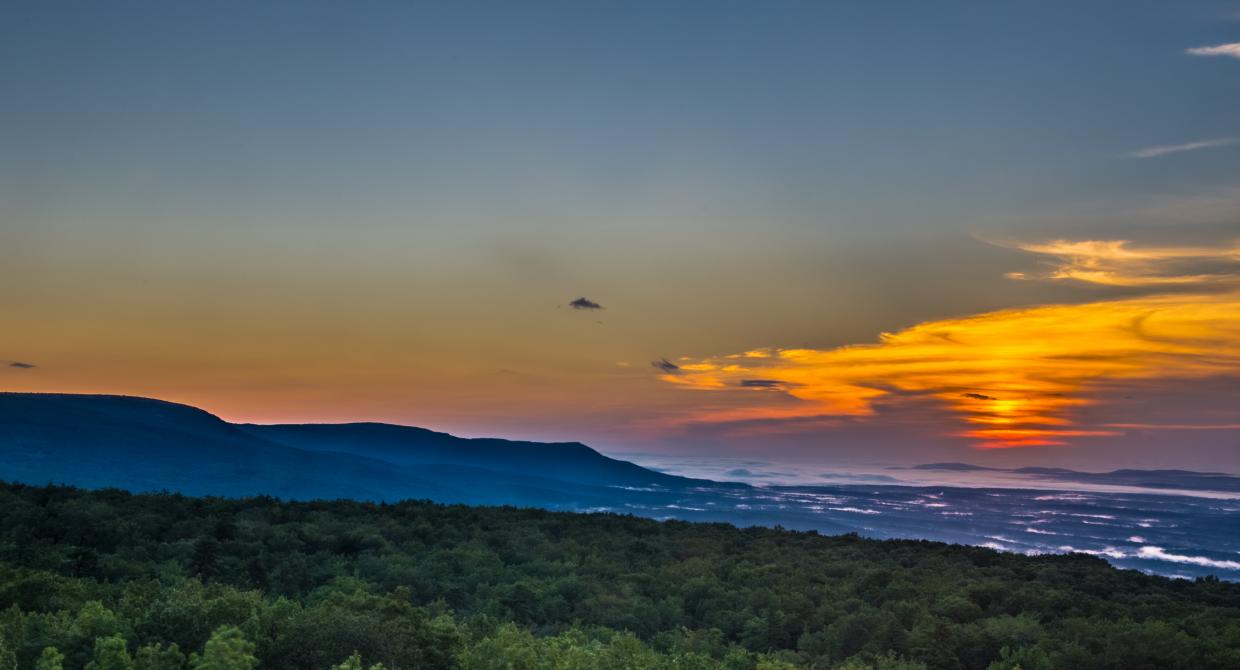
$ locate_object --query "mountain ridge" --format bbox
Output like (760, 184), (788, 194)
(910, 461), (1240, 493)
(0, 392), (721, 505)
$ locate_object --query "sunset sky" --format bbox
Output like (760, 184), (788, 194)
(3, 1), (1239, 470)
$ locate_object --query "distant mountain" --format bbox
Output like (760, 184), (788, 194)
(1020, 468), (1240, 493)
(911, 462), (998, 472)
(0, 393), (717, 506)
(912, 462), (1240, 493)
(241, 422), (688, 489)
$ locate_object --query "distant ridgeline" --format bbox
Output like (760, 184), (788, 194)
(910, 462), (1240, 494)
(0, 483), (1238, 670)
(0, 392), (725, 507)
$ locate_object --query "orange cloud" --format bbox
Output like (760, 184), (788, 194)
(659, 290), (1240, 448)
(1009, 239), (1240, 287)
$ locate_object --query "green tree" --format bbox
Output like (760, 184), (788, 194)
(36, 647), (66, 670)
(2, 482), (1240, 670)
(135, 643), (187, 670)
(331, 651), (388, 670)
(986, 645), (1051, 670)
(191, 627), (258, 670)
(457, 623), (541, 670)
(86, 635), (134, 670)
(0, 636), (16, 670)
(835, 653), (927, 670)
(190, 538), (221, 579)
(74, 602), (124, 644)
(332, 652), (364, 670)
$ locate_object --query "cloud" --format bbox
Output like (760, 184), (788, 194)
(8, 361), (35, 369)
(1059, 546), (1129, 560)
(1009, 239), (1240, 287)
(1122, 137), (1239, 159)
(1137, 546), (1240, 571)
(1186, 42), (1240, 59)
(1105, 422), (1240, 431)
(659, 288), (1240, 448)
(654, 239), (1240, 449)
(740, 379), (796, 390)
(650, 358), (681, 374)
(569, 297), (603, 310)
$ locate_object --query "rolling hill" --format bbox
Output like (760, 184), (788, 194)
(0, 392), (711, 507)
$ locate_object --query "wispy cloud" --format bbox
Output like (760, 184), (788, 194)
(658, 241), (1240, 449)
(1186, 42), (1240, 60)
(1105, 423), (1240, 431)
(1137, 546), (1240, 571)
(7, 361), (36, 369)
(1122, 137), (1239, 159)
(739, 379), (798, 390)
(1008, 239), (1240, 287)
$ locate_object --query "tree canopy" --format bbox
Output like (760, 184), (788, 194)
(0, 482), (1237, 669)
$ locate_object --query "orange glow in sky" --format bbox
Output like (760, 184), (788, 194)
(659, 241), (1240, 448)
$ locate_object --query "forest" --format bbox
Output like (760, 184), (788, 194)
(0, 482), (1237, 670)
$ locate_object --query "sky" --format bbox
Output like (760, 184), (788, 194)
(2, 1), (1239, 471)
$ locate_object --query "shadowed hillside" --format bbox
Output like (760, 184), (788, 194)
(0, 393), (710, 507)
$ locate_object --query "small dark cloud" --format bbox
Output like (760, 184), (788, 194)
(740, 379), (794, 390)
(650, 358), (680, 374)
(8, 361), (35, 369)
(569, 297), (603, 310)
(962, 392), (996, 401)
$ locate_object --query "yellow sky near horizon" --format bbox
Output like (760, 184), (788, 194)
(5, 234), (1239, 464)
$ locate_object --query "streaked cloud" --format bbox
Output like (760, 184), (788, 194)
(657, 241), (1240, 449)
(8, 361), (36, 369)
(739, 379), (797, 390)
(1137, 546), (1240, 571)
(1122, 137), (1239, 159)
(1186, 42), (1240, 59)
(1103, 422), (1240, 431)
(1008, 239), (1240, 287)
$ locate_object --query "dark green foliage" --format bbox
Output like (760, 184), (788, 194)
(0, 482), (1237, 669)
(35, 647), (65, 670)
(0, 636), (15, 670)
(134, 643), (184, 670)
(190, 627), (257, 670)
(85, 635), (132, 670)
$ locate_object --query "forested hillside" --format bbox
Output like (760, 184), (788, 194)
(0, 482), (1238, 670)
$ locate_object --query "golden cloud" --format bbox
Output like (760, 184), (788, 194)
(659, 246), (1240, 448)
(1009, 239), (1240, 287)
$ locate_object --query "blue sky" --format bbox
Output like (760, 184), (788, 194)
(3, 1), (1239, 469)
(6, 1), (1239, 231)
